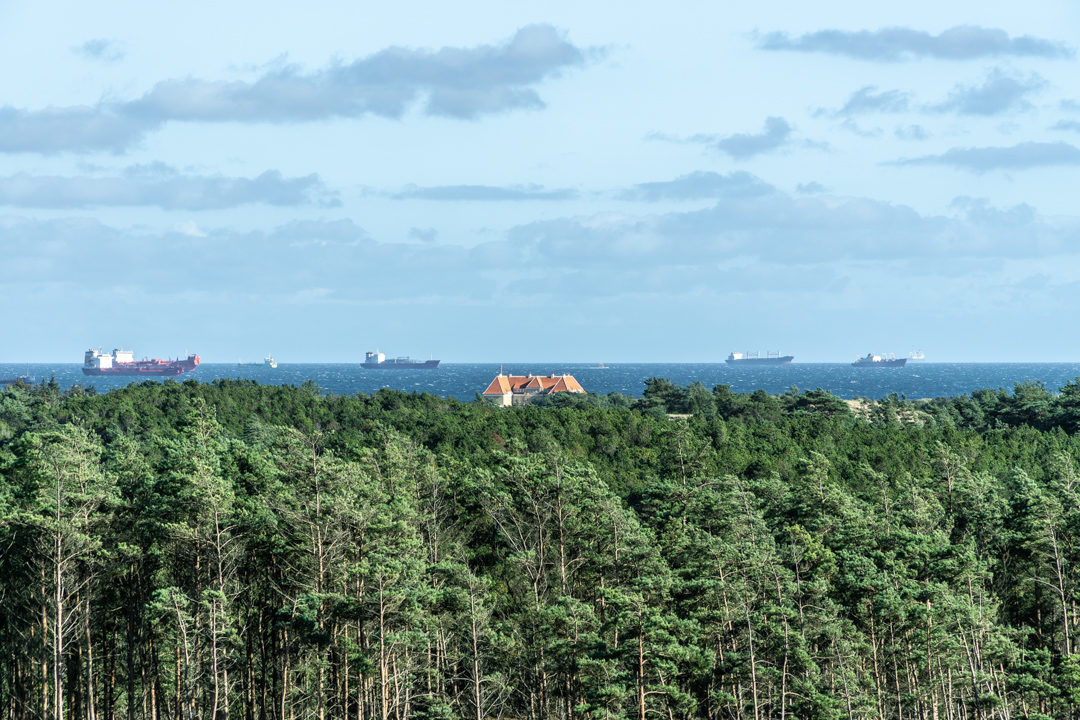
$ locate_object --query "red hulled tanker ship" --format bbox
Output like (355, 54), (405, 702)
(82, 348), (201, 376)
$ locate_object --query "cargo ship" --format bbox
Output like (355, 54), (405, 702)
(361, 351), (440, 370)
(726, 351), (794, 365)
(852, 353), (907, 367)
(82, 348), (201, 376)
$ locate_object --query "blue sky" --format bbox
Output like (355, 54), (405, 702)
(4, 1), (1080, 362)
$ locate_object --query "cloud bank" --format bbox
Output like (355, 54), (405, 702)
(0, 164), (334, 209)
(6, 178), (1080, 362)
(891, 142), (1080, 172)
(758, 25), (1072, 62)
(4, 179), (1072, 307)
(1, 25), (590, 154)
(0, 107), (150, 154)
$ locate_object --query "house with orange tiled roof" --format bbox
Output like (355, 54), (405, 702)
(482, 373), (587, 406)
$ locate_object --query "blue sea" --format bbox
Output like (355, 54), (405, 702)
(4, 362), (1080, 401)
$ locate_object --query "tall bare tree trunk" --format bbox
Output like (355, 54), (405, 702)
(85, 591), (97, 720)
(42, 567), (50, 720)
(54, 478), (65, 720)
(743, 601), (759, 720)
(637, 610), (647, 720)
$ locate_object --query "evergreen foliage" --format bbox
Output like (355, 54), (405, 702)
(2, 377), (1080, 719)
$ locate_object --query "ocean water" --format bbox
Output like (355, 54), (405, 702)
(4, 362), (1080, 401)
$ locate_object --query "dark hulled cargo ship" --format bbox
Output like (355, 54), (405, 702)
(726, 351), (794, 365)
(361, 351), (440, 369)
(852, 353), (907, 367)
(83, 348), (201, 376)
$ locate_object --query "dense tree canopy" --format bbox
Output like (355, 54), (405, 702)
(2, 377), (1080, 720)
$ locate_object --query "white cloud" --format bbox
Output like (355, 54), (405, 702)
(176, 220), (206, 237)
(1, 25), (593, 154)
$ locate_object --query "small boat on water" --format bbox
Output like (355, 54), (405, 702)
(265, 354), (278, 369)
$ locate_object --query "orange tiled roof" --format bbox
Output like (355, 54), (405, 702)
(482, 374), (586, 396)
(553, 375), (585, 393)
(481, 376), (512, 395)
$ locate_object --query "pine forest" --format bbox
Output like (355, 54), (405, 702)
(3, 376), (1080, 720)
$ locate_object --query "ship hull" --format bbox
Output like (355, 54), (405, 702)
(361, 360), (441, 370)
(83, 363), (196, 376)
(726, 356), (793, 365)
(852, 359), (907, 367)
